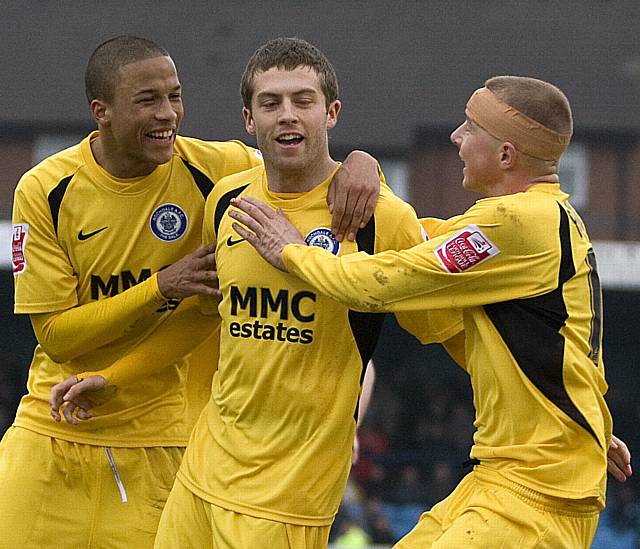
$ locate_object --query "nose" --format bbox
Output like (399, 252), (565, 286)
(278, 99), (299, 124)
(450, 123), (464, 146)
(155, 96), (178, 122)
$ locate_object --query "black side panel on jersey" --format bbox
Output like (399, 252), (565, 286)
(214, 185), (250, 236)
(47, 175), (73, 236)
(348, 216), (386, 420)
(181, 158), (215, 199)
(483, 203), (601, 446)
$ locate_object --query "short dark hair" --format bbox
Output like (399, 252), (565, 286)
(240, 37), (338, 110)
(485, 75), (573, 135)
(84, 35), (169, 103)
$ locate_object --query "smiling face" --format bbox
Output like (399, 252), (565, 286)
(92, 55), (184, 177)
(243, 65), (340, 182)
(450, 118), (502, 195)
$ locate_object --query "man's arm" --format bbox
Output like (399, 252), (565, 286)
(353, 360), (375, 464)
(49, 295), (219, 424)
(328, 151), (380, 242)
(32, 243), (218, 363)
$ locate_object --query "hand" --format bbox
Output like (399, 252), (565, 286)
(157, 242), (219, 299)
(50, 374), (107, 425)
(352, 433), (360, 465)
(328, 151), (379, 242)
(228, 195), (305, 271)
(608, 434), (632, 482)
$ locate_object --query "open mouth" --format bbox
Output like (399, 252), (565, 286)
(276, 133), (304, 147)
(147, 129), (175, 142)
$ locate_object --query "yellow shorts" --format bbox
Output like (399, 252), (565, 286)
(0, 426), (183, 549)
(155, 477), (332, 549)
(394, 465), (601, 549)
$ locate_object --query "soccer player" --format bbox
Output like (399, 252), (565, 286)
(230, 75), (620, 548)
(1, 35), (382, 549)
(49, 37), (463, 548)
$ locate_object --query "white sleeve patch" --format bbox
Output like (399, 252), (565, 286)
(434, 225), (500, 273)
(12, 223), (29, 275)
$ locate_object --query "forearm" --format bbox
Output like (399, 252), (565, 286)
(282, 243), (459, 312)
(79, 296), (220, 387)
(31, 275), (166, 363)
(357, 360), (376, 427)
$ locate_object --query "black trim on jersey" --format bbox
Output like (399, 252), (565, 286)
(348, 216), (386, 421)
(214, 185), (250, 236)
(483, 204), (601, 447)
(47, 175), (73, 236)
(181, 158), (215, 199)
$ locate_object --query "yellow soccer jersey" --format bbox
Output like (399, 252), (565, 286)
(11, 131), (261, 446)
(178, 165), (461, 525)
(284, 183), (612, 506)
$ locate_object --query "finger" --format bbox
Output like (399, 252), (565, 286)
(608, 458), (626, 483)
(76, 408), (93, 421)
(330, 189), (349, 240)
(236, 195), (277, 217)
(327, 179), (337, 213)
(345, 196), (367, 242)
(62, 402), (79, 426)
(360, 194), (377, 229)
(228, 209), (264, 235)
(50, 376), (78, 421)
(232, 222), (258, 244)
(231, 197), (271, 224)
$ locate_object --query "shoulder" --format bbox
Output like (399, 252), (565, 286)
(174, 136), (261, 176)
(204, 165), (264, 223)
(15, 139), (85, 199)
(209, 165), (263, 203)
(374, 185), (418, 221)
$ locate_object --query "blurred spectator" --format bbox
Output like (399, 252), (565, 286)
(390, 465), (427, 506)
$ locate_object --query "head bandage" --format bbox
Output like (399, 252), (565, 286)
(465, 87), (571, 161)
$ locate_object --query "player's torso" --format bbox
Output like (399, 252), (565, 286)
(464, 189), (610, 502)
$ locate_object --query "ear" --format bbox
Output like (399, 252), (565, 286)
(326, 100), (341, 130)
(499, 142), (518, 169)
(90, 99), (110, 127)
(243, 107), (256, 136)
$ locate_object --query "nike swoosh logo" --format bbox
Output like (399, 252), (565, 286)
(227, 236), (245, 246)
(78, 227), (108, 241)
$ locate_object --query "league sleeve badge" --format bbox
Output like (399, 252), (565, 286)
(435, 225), (500, 273)
(12, 223), (29, 275)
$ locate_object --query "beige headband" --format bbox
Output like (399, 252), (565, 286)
(465, 87), (571, 161)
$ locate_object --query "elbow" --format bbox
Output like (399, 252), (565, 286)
(37, 340), (74, 364)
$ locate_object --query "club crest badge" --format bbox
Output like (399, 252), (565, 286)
(150, 204), (188, 242)
(305, 227), (340, 255)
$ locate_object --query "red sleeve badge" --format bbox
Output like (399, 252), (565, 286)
(12, 224), (29, 275)
(435, 225), (500, 273)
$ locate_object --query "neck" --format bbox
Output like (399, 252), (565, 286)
(90, 134), (156, 179)
(265, 157), (339, 193)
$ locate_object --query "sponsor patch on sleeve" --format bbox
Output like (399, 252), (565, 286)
(12, 223), (29, 275)
(434, 225), (500, 273)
